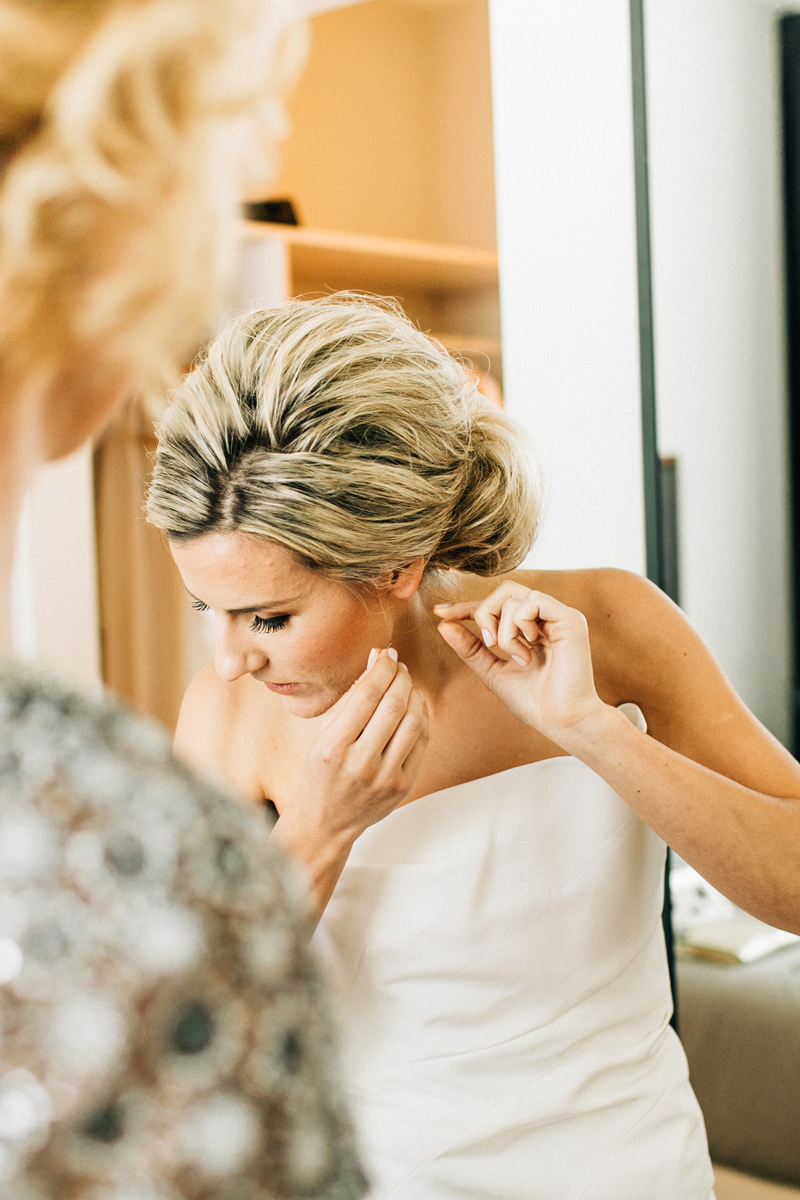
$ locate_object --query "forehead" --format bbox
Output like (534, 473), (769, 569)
(169, 532), (323, 609)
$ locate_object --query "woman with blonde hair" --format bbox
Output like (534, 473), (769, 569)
(143, 291), (800, 1197)
(0, 4), (423, 1196)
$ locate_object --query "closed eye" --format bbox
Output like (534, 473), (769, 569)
(189, 598), (288, 634)
(251, 614), (289, 634)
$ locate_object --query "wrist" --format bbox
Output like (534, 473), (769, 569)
(547, 699), (627, 757)
(271, 803), (357, 868)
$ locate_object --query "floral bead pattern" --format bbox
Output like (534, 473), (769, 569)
(0, 663), (367, 1200)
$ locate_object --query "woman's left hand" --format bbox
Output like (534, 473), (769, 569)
(434, 583), (606, 746)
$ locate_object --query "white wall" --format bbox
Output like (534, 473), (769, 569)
(489, 0), (647, 574)
(645, 0), (792, 743)
(11, 446), (103, 693)
(489, 0), (793, 744)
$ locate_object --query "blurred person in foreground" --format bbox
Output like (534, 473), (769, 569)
(0, 2), (427, 1196)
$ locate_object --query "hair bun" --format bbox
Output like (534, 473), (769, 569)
(148, 295), (543, 582)
(432, 394), (541, 576)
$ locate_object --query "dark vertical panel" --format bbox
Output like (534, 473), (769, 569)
(629, 0), (663, 587)
(781, 16), (800, 756)
(659, 457), (681, 606)
(629, 0), (678, 1029)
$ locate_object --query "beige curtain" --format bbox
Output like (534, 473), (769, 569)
(93, 403), (191, 733)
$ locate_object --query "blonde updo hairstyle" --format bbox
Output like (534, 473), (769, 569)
(0, 0), (303, 393)
(147, 296), (542, 585)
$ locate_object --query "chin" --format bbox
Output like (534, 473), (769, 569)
(280, 686), (348, 720)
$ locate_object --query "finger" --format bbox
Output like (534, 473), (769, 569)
(523, 589), (585, 628)
(326, 651), (400, 744)
(356, 663), (414, 758)
(354, 644), (397, 683)
(437, 619), (510, 688)
(497, 598), (537, 665)
(472, 582), (535, 648)
(399, 716), (429, 782)
(381, 687), (427, 772)
(432, 600), (478, 620)
(390, 697), (429, 795)
(433, 598), (500, 650)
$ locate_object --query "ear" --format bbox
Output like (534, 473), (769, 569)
(385, 557), (426, 599)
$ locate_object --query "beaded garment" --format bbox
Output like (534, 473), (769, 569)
(0, 664), (367, 1200)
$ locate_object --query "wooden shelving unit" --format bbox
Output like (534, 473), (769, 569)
(241, 222), (498, 293)
(238, 222), (503, 378)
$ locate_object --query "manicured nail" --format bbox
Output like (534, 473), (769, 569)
(368, 648), (378, 669)
(433, 603), (448, 612)
(481, 629), (494, 647)
(387, 647), (399, 662)
(512, 655), (526, 666)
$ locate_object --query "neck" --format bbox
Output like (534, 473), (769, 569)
(387, 575), (465, 701)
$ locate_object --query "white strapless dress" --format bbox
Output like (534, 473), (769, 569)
(313, 706), (715, 1199)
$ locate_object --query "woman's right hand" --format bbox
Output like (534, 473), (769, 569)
(270, 649), (428, 926)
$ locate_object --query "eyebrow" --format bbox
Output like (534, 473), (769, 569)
(188, 593), (299, 616)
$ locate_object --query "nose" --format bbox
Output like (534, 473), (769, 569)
(214, 616), (268, 682)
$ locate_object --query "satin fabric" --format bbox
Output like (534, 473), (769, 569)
(314, 706), (714, 1199)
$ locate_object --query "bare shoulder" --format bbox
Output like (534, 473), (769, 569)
(515, 564), (718, 715)
(511, 566), (800, 794)
(174, 661), (281, 803)
(510, 565), (651, 617)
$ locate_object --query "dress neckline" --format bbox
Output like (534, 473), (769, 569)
(396, 701), (646, 814)
(397, 753), (587, 814)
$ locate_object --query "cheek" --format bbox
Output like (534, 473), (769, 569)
(296, 602), (381, 678)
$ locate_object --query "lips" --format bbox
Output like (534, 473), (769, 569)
(263, 681), (300, 695)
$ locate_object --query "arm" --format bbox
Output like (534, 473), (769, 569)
(435, 576), (800, 934)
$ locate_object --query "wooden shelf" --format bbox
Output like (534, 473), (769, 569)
(241, 222), (498, 293)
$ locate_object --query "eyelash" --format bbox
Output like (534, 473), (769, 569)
(190, 599), (288, 635)
(251, 614), (289, 634)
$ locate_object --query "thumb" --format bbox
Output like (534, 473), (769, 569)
(437, 620), (503, 688)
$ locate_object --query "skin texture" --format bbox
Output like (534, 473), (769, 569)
(172, 531), (800, 932)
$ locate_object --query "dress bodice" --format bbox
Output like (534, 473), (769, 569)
(313, 707), (714, 1199)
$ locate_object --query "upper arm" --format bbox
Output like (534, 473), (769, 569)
(174, 661), (266, 803)
(587, 569), (800, 798)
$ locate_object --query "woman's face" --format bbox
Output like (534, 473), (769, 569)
(170, 532), (394, 718)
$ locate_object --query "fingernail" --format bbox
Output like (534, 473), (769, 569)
(368, 648), (378, 669)
(387, 647), (399, 662)
(433, 603), (447, 612)
(481, 629), (494, 647)
(512, 655), (526, 666)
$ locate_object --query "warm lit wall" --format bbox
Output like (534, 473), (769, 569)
(271, 0), (496, 250)
(425, 0), (497, 250)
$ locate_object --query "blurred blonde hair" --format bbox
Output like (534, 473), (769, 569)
(0, 0), (305, 395)
(147, 295), (542, 580)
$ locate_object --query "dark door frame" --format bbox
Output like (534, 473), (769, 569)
(628, 0), (679, 1028)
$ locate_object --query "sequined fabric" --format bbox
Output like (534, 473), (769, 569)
(0, 663), (367, 1200)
